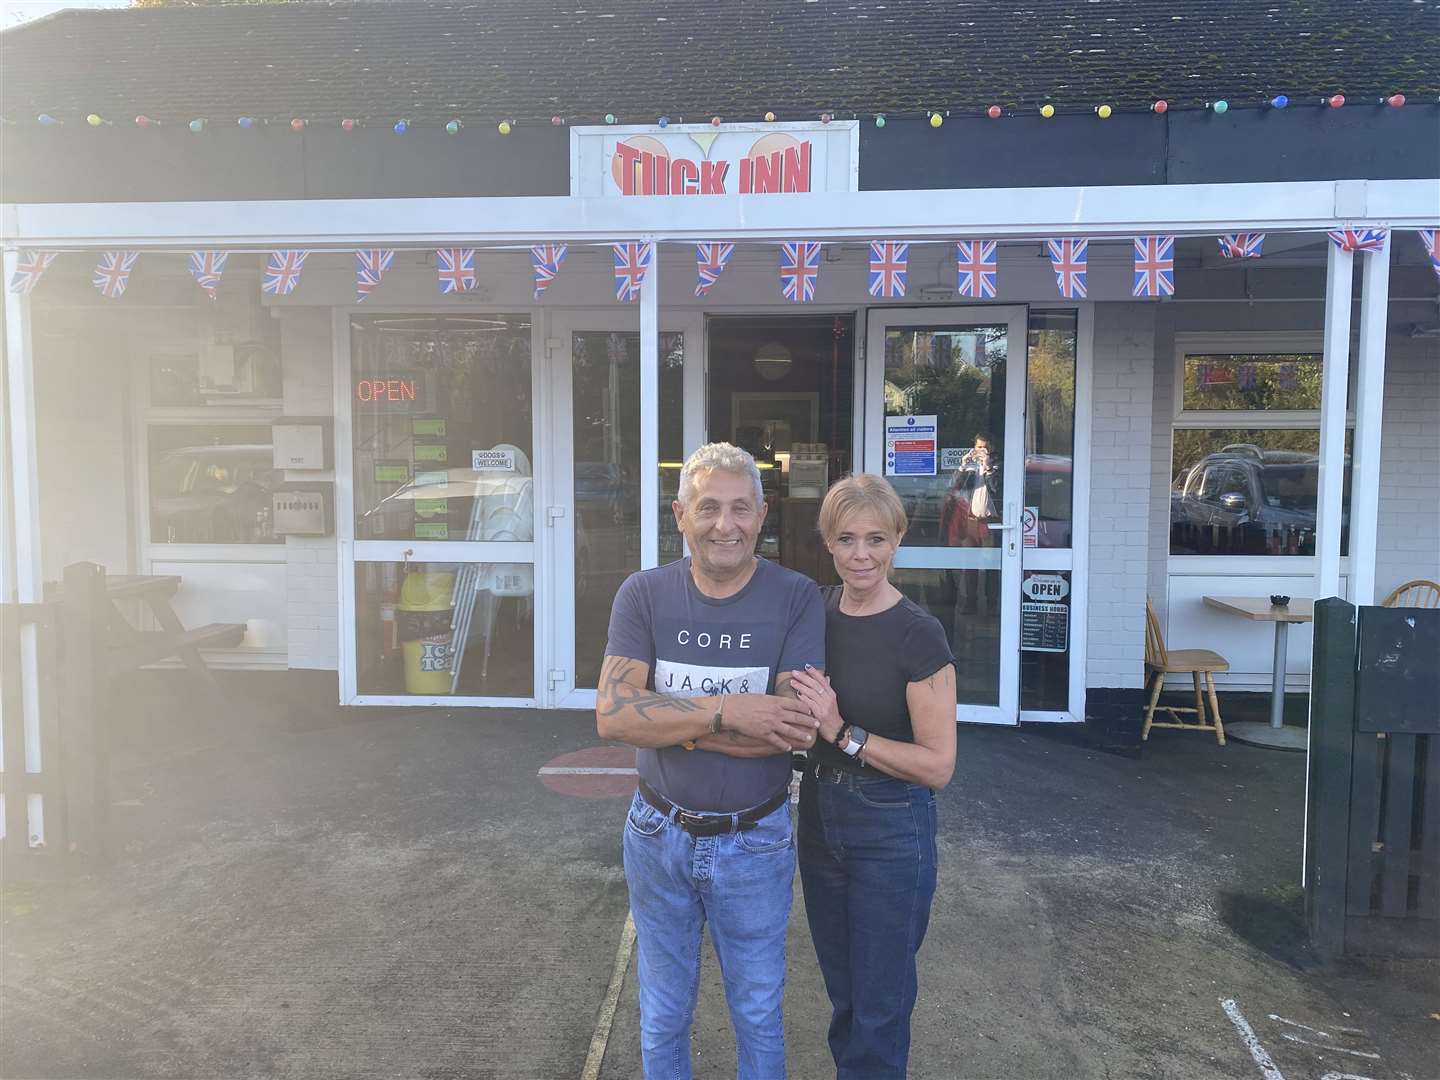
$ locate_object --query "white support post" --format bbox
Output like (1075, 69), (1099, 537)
(639, 240), (659, 570)
(1315, 241), (1353, 601)
(3, 248), (48, 846)
(1348, 238), (1391, 606)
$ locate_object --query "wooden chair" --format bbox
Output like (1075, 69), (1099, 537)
(1380, 579), (1440, 609)
(1143, 597), (1229, 745)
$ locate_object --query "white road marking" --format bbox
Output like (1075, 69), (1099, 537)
(1220, 998), (1286, 1080)
(1268, 1014), (1334, 1039)
(1280, 1034), (1381, 1060)
(581, 910), (637, 1080)
(538, 766), (638, 775)
(1318, 1073), (1379, 1080)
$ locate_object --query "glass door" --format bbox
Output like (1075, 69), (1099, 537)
(342, 313), (540, 704)
(549, 314), (689, 709)
(865, 308), (1029, 725)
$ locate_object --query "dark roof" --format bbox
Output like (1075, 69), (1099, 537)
(2, 0), (1437, 127)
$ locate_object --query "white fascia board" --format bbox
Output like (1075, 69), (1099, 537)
(3, 178), (1437, 248)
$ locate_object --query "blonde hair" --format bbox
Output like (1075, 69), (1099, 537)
(677, 442), (764, 509)
(818, 473), (907, 543)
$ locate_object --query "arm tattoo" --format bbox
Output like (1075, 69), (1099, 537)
(597, 656), (707, 722)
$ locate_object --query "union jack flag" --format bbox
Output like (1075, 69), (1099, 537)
(1420, 229), (1440, 279)
(1046, 239), (1087, 299)
(780, 241), (821, 303)
(263, 250), (309, 296)
(188, 251), (228, 298)
(1327, 228), (1388, 254)
(955, 239), (997, 299)
(868, 241), (908, 298)
(355, 249), (395, 302)
(695, 242), (734, 298)
(92, 251), (139, 299)
(1132, 235), (1175, 298)
(8, 249), (57, 294)
(530, 244), (568, 298)
(435, 248), (476, 294)
(612, 241), (652, 302)
(1218, 233), (1265, 259)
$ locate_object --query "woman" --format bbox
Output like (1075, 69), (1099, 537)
(790, 473), (958, 1080)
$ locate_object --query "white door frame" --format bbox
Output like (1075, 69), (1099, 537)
(864, 306), (1029, 724)
(547, 307), (704, 710)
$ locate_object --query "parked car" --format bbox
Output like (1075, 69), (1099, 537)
(1170, 448), (1343, 555)
(151, 443), (281, 543)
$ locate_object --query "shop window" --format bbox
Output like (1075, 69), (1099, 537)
(1170, 428), (1352, 556)
(149, 342), (281, 406)
(1025, 310), (1076, 549)
(350, 315), (533, 542)
(1181, 353), (1323, 413)
(147, 424), (284, 544)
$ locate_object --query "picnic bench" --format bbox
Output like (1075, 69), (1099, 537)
(47, 564), (245, 691)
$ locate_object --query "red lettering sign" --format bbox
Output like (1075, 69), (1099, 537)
(609, 133), (812, 197)
(355, 378), (417, 404)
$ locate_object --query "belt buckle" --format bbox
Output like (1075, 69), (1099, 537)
(818, 764), (843, 785)
(676, 810), (712, 832)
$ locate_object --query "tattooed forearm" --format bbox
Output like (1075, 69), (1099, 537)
(595, 655), (710, 744)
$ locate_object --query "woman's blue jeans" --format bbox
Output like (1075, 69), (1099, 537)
(798, 770), (938, 1080)
(622, 789), (795, 1080)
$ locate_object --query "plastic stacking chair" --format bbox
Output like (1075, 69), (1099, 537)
(1380, 579), (1440, 609)
(1143, 596), (1229, 745)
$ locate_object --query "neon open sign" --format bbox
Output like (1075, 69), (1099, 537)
(355, 378), (417, 403)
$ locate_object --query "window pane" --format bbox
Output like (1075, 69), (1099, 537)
(1170, 429), (1352, 556)
(350, 315), (533, 541)
(1026, 311), (1076, 548)
(148, 424), (283, 544)
(884, 325), (1006, 549)
(1021, 570), (1071, 711)
(355, 561), (533, 697)
(659, 333), (686, 564)
(1181, 354), (1323, 412)
(894, 567), (999, 707)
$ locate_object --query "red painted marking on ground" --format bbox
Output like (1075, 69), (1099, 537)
(538, 746), (638, 800)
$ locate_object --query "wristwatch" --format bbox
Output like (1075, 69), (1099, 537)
(836, 724), (869, 758)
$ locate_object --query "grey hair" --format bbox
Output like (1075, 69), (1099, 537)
(677, 442), (765, 509)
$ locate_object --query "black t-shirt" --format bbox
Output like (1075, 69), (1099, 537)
(810, 585), (956, 778)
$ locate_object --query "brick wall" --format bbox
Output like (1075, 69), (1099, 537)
(1087, 303), (1157, 691)
(278, 308), (341, 671)
(1376, 334), (1440, 596)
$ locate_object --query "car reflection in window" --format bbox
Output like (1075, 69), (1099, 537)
(151, 444), (282, 543)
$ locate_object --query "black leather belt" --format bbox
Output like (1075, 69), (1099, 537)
(638, 778), (787, 838)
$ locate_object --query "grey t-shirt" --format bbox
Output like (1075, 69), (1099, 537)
(604, 557), (826, 812)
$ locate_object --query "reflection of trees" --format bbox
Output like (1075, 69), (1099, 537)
(1026, 328), (1076, 458)
(885, 329), (1006, 448)
(1183, 354), (1323, 411)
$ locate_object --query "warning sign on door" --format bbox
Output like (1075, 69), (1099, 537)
(884, 415), (937, 477)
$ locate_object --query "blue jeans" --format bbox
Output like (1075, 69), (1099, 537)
(622, 788), (795, 1080)
(797, 770), (938, 1080)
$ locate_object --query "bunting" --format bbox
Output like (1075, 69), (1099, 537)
(435, 248), (476, 294)
(92, 251), (139, 299)
(780, 241), (821, 303)
(695, 242), (735, 298)
(263, 250), (309, 296)
(355, 249), (395, 302)
(1420, 229), (1440, 280)
(612, 241), (653, 302)
(1327, 228), (1388, 253)
(867, 241), (908, 299)
(1132, 235), (1175, 298)
(187, 250), (228, 298)
(955, 240), (997, 299)
(530, 244), (568, 298)
(7, 249), (58, 294)
(1046, 238), (1087, 299)
(1218, 233), (1265, 259)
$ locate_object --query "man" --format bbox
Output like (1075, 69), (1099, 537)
(597, 441), (824, 1080)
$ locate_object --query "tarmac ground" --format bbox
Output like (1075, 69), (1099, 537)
(2, 671), (1435, 1080)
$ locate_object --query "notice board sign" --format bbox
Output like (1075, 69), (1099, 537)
(885, 415), (937, 477)
(1021, 573), (1070, 653)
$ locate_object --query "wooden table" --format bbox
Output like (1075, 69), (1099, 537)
(47, 572), (245, 690)
(1202, 595), (1314, 734)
